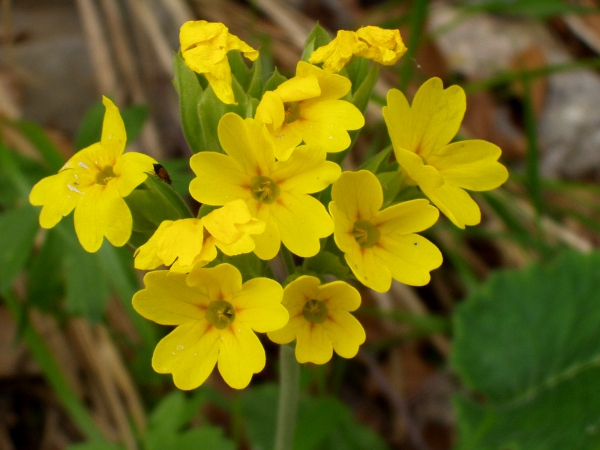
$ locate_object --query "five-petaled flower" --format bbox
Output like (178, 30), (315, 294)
(134, 199), (265, 272)
(133, 263), (288, 390)
(329, 170), (442, 293)
(383, 77), (509, 229)
(29, 96), (155, 252)
(180, 20), (258, 105)
(309, 26), (407, 73)
(189, 112), (341, 260)
(255, 61), (364, 161)
(268, 276), (365, 364)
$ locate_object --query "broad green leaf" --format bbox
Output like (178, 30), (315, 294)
(452, 251), (600, 450)
(301, 23), (332, 62)
(175, 427), (235, 450)
(0, 204), (39, 293)
(27, 227), (64, 311)
(303, 250), (350, 280)
(173, 52), (206, 154)
(67, 443), (124, 450)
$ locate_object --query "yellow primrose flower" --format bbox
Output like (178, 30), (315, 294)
(309, 26), (407, 73)
(133, 264), (288, 390)
(29, 96), (155, 252)
(329, 170), (442, 293)
(255, 61), (364, 160)
(180, 20), (258, 105)
(134, 199), (265, 272)
(189, 113), (341, 260)
(268, 276), (365, 364)
(382, 78), (509, 228)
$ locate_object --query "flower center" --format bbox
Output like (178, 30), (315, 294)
(302, 299), (329, 324)
(250, 175), (280, 204)
(352, 219), (380, 248)
(284, 101), (301, 124)
(96, 165), (116, 185)
(205, 300), (236, 329)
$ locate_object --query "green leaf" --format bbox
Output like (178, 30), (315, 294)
(301, 23), (332, 62)
(303, 250), (350, 280)
(175, 427), (236, 450)
(376, 172), (402, 207)
(263, 68), (288, 93)
(350, 64), (379, 114)
(14, 120), (65, 172)
(67, 443), (124, 450)
(27, 227), (64, 311)
(173, 52), (206, 154)
(228, 51), (253, 92)
(63, 230), (111, 323)
(452, 251), (600, 450)
(220, 252), (267, 283)
(120, 104), (149, 143)
(246, 56), (264, 99)
(0, 204), (39, 293)
(345, 57), (371, 95)
(359, 146), (393, 174)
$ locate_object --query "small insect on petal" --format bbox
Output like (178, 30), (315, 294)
(153, 163), (172, 185)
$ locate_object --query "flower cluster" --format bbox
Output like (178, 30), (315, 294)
(29, 21), (508, 390)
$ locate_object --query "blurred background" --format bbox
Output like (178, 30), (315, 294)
(2, 0), (600, 449)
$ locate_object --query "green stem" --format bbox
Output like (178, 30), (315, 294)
(274, 344), (301, 450)
(398, 0), (429, 92)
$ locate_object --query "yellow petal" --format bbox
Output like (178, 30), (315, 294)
(205, 68), (236, 105)
(374, 199), (439, 236)
(217, 325), (265, 389)
(30, 170), (81, 228)
(308, 31), (366, 73)
(427, 140), (509, 191)
(180, 21), (228, 67)
(394, 147), (444, 188)
(329, 201), (357, 252)
(134, 221), (172, 270)
(274, 75), (321, 103)
(296, 61), (352, 101)
(189, 151), (250, 205)
(274, 145), (341, 194)
(323, 310), (365, 359)
(255, 91), (285, 129)
(421, 183), (481, 229)
(100, 96), (127, 161)
(152, 322), (220, 390)
(301, 99), (364, 131)
(344, 244), (391, 293)
(234, 277), (287, 332)
(202, 200), (259, 245)
(373, 234), (442, 286)
(112, 151), (156, 197)
(226, 33), (259, 61)
(186, 263), (243, 302)
(157, 218), (204, 267)
(268, 123), (303, 161)
(318, 281), (361, 312)
(356, 26), (407, 65)
(267, 313), (305, 344)
(272, 191), (333, 258)
(132, 270), (208, 324)
(330, 170), (382, 222)
(218, 113), (275, 176)
(295, 323), (333, 364)
(73, 184), (132, 252)
(251, 212), (280, 260)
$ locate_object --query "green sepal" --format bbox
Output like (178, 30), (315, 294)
(359, 145), (393, 174)
(173, 51), (206, 154)
(377, 171), (402, 208)
(301, 23), (332, 63)
(124, 174), (193, 247)
(196, 77), (254, 153)
(197, 203), (220, 219)
(345, 56), (372, 95)
(246, 56), (264, 99)
(262, 68), (287, 94)
(228, 51), (254, 91)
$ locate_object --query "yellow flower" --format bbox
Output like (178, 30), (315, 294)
(134, 199), (265, 272)
(383, 78), (509, 228)
(133, 264), (288, 390)
(309, 26), (407, 73)
(29, 96), (155, 252)
(268, 276), (365, 364)
(180, 20), (258, 105)
(255, 61), (364, 160)
(329, 171), (442, 293)
(189, 113), (341, 260)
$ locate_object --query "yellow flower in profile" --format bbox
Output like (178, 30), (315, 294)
(180, 20), (258, 105)
(383, 78), (509, 228)
(329, 171), (442, 293)
(29, 96), (155, 252)
(134, 199), (265, 272)
(309, 26), (407, 73)
(189, 113), (341, 260)
(255, 61), (364, 160)
(268, 276), (365, 364)
(133, 264), (288, 390)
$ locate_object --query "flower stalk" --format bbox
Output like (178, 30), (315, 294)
(274, 344), (301, 450)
